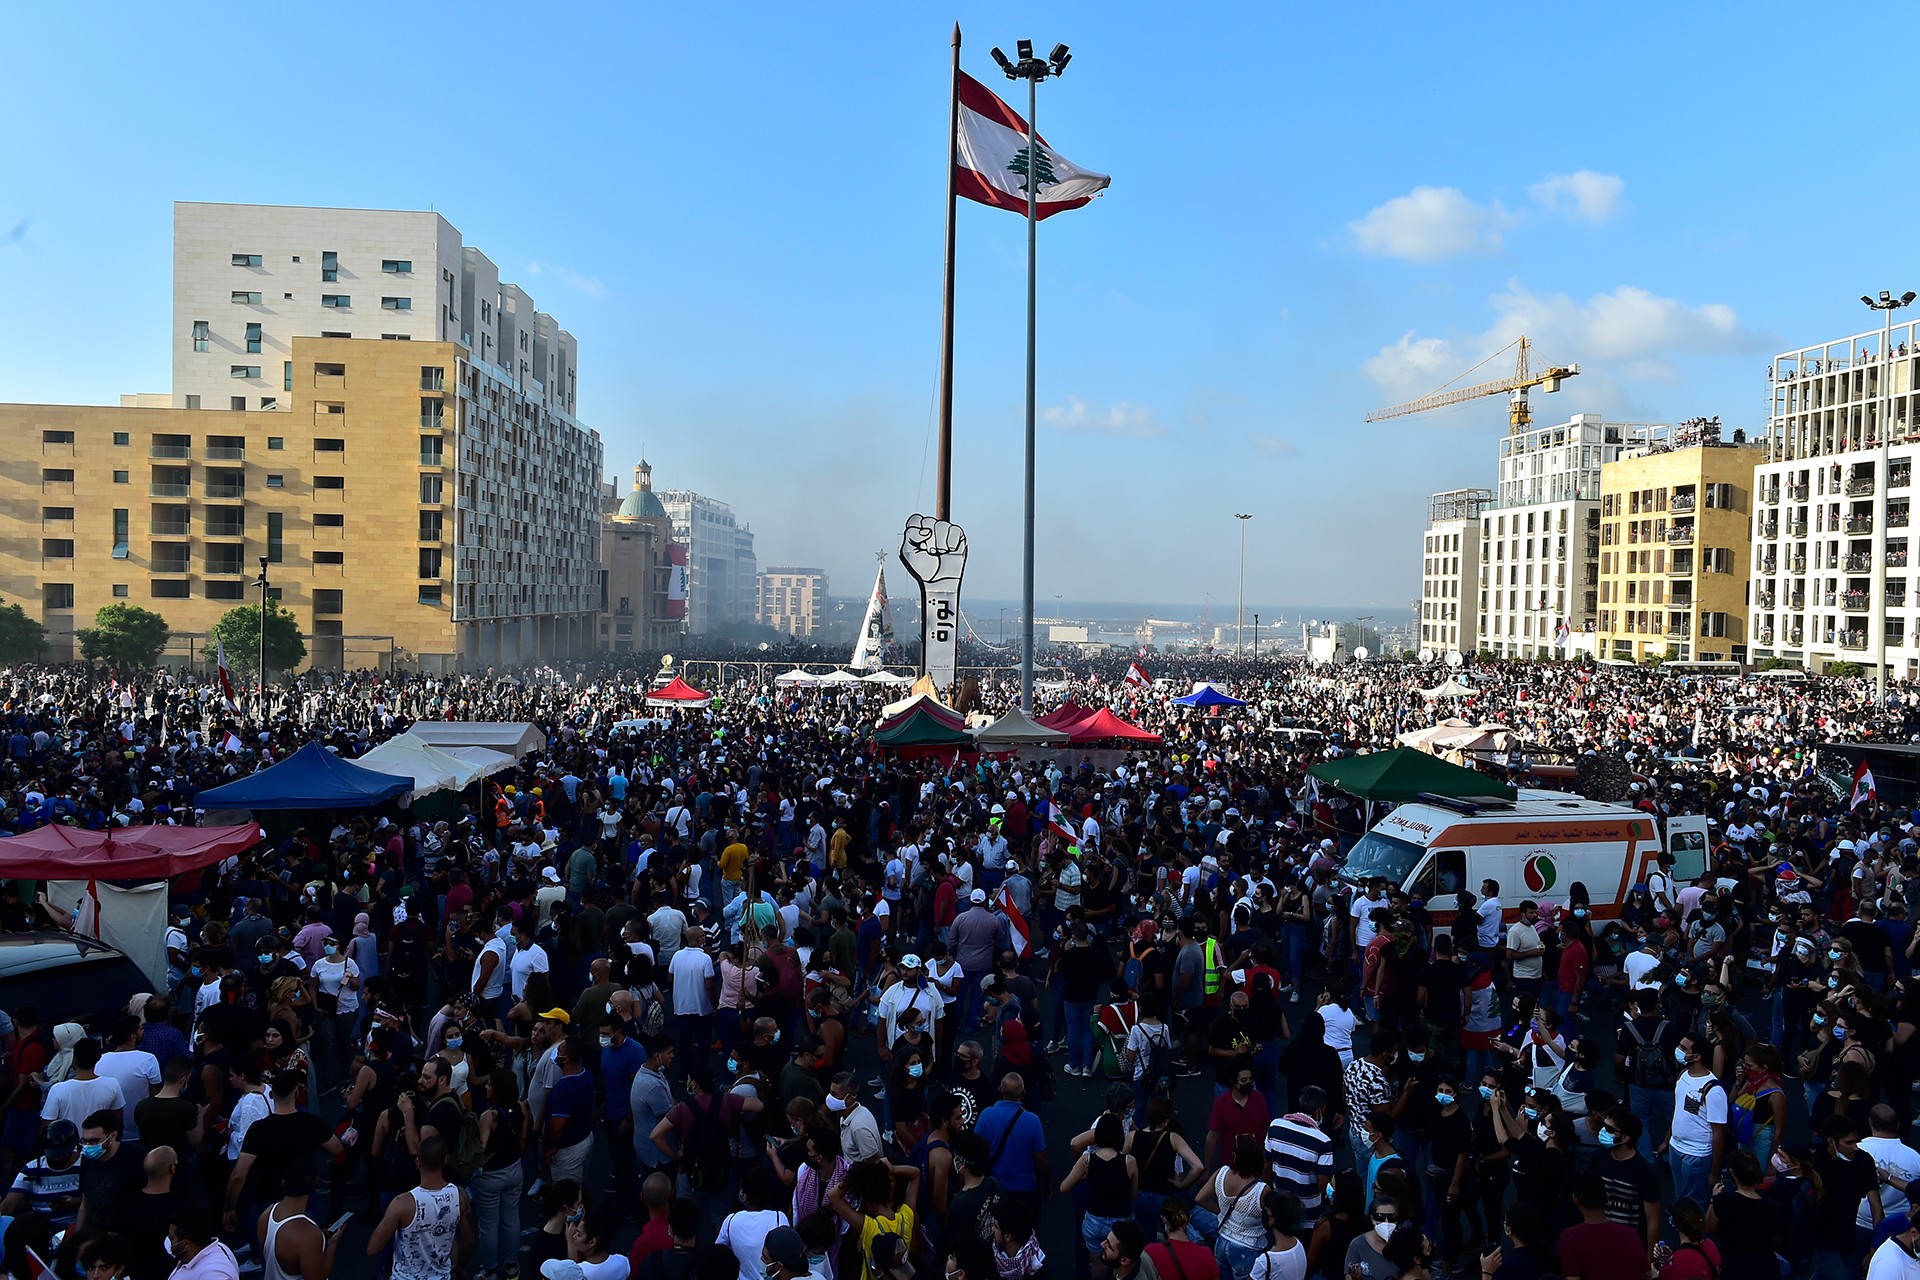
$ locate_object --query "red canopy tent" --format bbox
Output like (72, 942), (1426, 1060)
(645, 676), (712, 709)
(0, 822), (262, 880)
(1067, 708), (1162, 744)
(876, 694), (966, 734)
(1035, 701), (1096, 733)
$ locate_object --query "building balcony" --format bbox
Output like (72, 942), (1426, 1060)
(1823, 592), (1839, 606)
(204, 522), (244, 539)
(1760, 557), (1778, 573)
(1844, 591), (1871, 611)
(149, 484), (189, 498)
(1892, 550), (1910, 568)
(1666, 625), (1691, 640)
(1847, 515), (1875, 533)
(1841, 631), (1869, 650)
(1667, 526), (1695, 544)
(1757, 590), (1776, 608)
(1790, 593), (1807, 609)
(1759, 628), (1775, 644)
(1892, 509), (1912, 528)
(1760, 523), (1779, 539)
(1847, 553), (1874, 572)
(1670, 493), (1696, 512)
(1890, 590), (1909, 608)
(1789, 628), (1805, 643)
(1848, 477), (1877, 496)
(204, 483), (245, 500)
(149, 445), (190, 460)
(1895, 468), (1913, 490)
(149, 521), (190, 537)
(205, 445), (245, 461)
(1787, 520), (1808, 536)
(420, 415), (446, 432)
(421, 374), (446, 392)
(1791, 556), (1808, 573)
(1788, 483), (1810, 499)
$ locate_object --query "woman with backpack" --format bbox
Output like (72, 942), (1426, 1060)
(1733, 1044), (1787, 1164)
(1122, 1003), (1177, 1128)
(1656, 1198), (1721, 1280)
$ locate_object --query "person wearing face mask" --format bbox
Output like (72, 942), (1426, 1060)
(819, 1073), (881, 1165)
(1207, 1068), (1272, 1177)
(1768, 931), (1824, 1064)
(1425, 1076), (1473, 1275)
(1344, 1190), (1402, 1280)
(1658, 1035), (1725, 1210)
(307, 934), (361, 1088)
(1592, 1107), (1660, 1262)
(596, 1013), (646, 1206)
(1866, 1214), (1920, 1280)
(760, 1225), (826, 1280)
(885, 1050), (932, 1154)
(164, 1205), (240, 1280)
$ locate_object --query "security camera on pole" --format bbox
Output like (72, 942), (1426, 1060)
(900, 29), (1108, 705)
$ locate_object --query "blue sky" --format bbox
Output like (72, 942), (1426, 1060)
(1, 3), (1913, 613)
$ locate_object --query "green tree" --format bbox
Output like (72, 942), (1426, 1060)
(1007, 144), (1059, 193)
(1828, 660), (1863, 678)
(207, 599), (305, 677)
(76, 603), (172, 669)
(0, 602), (46, 664)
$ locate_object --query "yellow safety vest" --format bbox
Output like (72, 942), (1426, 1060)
(1203, 938), (1224, 997)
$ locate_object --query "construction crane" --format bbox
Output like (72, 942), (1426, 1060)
(1366, 336), (1579, 434)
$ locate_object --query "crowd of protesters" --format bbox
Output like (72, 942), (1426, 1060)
(0, 649), (1919, 1280)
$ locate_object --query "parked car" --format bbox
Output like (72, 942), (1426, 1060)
(0, 932), (151, 1030)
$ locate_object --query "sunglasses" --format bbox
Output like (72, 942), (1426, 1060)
(1372, 1213), (1398, 1224)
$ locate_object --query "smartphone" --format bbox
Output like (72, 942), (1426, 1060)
(328, 1212), (353, 1234)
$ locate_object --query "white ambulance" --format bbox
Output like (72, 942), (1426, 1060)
(1339, 789), (1709, 924)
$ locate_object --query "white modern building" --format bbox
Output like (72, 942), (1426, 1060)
(1477, 414), (1661, 659)
(1421, 488), (1490, 656)
(658, 489), (757, 634)
(758, 567), (828, 636)
(1750, 318), (1920, 676)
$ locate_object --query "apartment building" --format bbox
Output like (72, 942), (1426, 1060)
(1420, 489), (1490, 656)
(758, 567), (829, 637)
(1477, 414), (1660, 659)
(600, 461), (684, 652)
(1596, 424), (1762, 663)
(1751, 319), (1920, 675)
(658, 490), (757, 635)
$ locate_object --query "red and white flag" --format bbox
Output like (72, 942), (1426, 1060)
(1851, 759), (1877, 809)
(955, 71), (1110, 219)
(998, 885), (1032, 957)
(1047, 809), (1078, 847)
(1124, 661), (1150, 689)
(215, 640), (239, 712)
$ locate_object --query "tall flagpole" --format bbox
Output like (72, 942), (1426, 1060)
(1019, 72), (1038, 711)
(937, 23), (959, 523)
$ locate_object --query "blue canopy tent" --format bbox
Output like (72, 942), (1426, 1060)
(197, 741), (412, 810)
(1171, 683), (1247, 709)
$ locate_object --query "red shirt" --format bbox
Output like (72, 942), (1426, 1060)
(1558, 937), (1590, 994)
(627, 1216), (673, 1270)
(1560, 1221), (1645, 1280)
(1659, 1239), (1721, 1280)
(1207, 1088), (1271, 1157)
(1146, 1242), (1218, 1280)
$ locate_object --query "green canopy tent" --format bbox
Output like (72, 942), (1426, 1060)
(872, 703), (974, 757)
(1307, 746), (1515, 804)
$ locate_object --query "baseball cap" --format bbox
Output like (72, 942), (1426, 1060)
(44, 1119), (78, 1151)
(764, 1227), (808, 1273)
(900, 954), (924, 969)
(540, 866), (561, 883)
(969, 888), (987, 904)
(537, 1008), (571, 1025)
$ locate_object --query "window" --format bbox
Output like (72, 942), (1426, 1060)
(381, 296), (412, 310)
(320, 295), (350, 309)
(259, 396), (278, 410)
(318, 403), (344, 415)
(313, 589), (343, 614)
(112, 470), (128, 484)
(112, 585), (128, 599)
(245, 323), (262, 354)
(206, 581), (246, 601)
(380, 334), (411, 340)
(266, 512), (283, 564)
(267, 437), (284, 450)
(185, 395), (200, 410)
(319, 331), (349, 339)
(315, 551), (345, 566)
(150, 581), (189, 600)
(41, 506), (73, 522)
(230, 365), (260, 379)
(205, 506), (244, 537)
(314, 362), (345, 377)
(42, 584), (74, 610)
(419, 475), (443, 504)
(113, 431), (130, 446)
(205, 544), (246, 575)
(419, 436), (443, 466)
(314, 438), (345, 453)
(314, 475), (345, 490)
(230, 396), (246, 411)
(112, 509), (128, 559)
(231, 291), (261, 305)
(41, 468), (73, 484)
(41, 539), (73, 560)
(231, 253), (262, 267)
(418, 586), (443, 605)
(192, 320), (210, 352)
(41, 430), (73, 445)
(283, 361), (293, 391)
(314, 513), (344, 528)
(418, 511), (442, 541)
(382, 259), (412, 274)
(418, 548), (443, 579)
(420, 366), (445, 391)
(321, 250), (338, 282)
(265, 474), (284, 488)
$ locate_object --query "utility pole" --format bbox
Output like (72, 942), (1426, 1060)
(1234, 513), (1251, 655)
(1863, 289), (1915, 704)
(254, 556), (270, 710)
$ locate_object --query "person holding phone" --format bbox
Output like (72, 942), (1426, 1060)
(256, 1159), (346, 1280)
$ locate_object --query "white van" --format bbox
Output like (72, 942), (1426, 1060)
(1340, 790), (1709, 924)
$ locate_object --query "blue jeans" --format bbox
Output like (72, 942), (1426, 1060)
(1081, 1213), (1123, 1255)
(958, 969), (988, 1032)
(1808, 1248), (1851, 1280)
(1065, 1001), (1096, 1070)
(1215, 1237), (1263, 1280)
(1628, 1084), (1668, 1164)
(469, 1162), (523, 1274)
(676, 1012), (712, 1079)
(1252, 1039), (1281, 1104)
(1669, 1149), (1711, 1207)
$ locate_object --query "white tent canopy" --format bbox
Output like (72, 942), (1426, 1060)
(818, 669), (865, 686)
(357, 735), (509, 795)
(1421, 675), (1477, 700)
(860, 670), (916, 686)
(405, 721), (547, 756)
(973, 706), (1070, 747)
(774, 669), (820, 686)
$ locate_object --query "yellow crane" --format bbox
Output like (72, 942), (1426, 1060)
(1366, 336), (1579, 433)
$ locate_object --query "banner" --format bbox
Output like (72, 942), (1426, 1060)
(899, 515), (967, 693)
(665, 544), (688, 621)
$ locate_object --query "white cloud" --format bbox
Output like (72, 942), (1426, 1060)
(1528, 171), (1625, 223)
(1349, 187), (1509, 262)
(1041, 396), (1165, 438)
(1363, 279), (1768, 404)
(524, 261), (607, 298)
(1251, 434), (1297, 457)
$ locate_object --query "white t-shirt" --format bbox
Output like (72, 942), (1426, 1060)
(1319, 1001), (1359, 1059)
(715, 1207), (790, 1280)
(1622, 950), (1662, 990)
(1477, 897), (1504, 948)
(1125, 1020), (1174, 1081)
(1351, 895), (1386, 951)
(875, 980), (943, 1047)
(1866, 1236), (1920, 1280)
(40, 1075), (125, 1131)
(95, 1049), (161, 1140)
(1668, 1070), (1727, 1158)
(577, 1257), (631, 1280)
(312, 956), (362, 1014)
(1506, 921), (1544, 980)
(509, 942), (550, 999)
(670, 948), (716, 1016)
(474, 938), (509, 999)
(1860, 1135), (1920, 1228)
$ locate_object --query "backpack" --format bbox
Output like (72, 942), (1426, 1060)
(1729, 1081), (1780, 1146)
(447, 1101), (486, 1183)
(1621, 1018), (1676, 1089)
(1138, 1022), (1176, 1099)
(684, 1093), (732, 1193)
(640, 993), (666, 1039)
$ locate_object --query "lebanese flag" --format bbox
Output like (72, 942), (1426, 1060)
(998, 885), (1032, 957)
(1851, 759), (1877, 809)
(1125, 661), (1150, 689)
(955, 71), (1110, 219)
(1047, 809), (1078, 846)
(215, 639), (239, 712)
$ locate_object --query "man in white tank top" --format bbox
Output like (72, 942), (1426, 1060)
(368, 1135), (471, 1280)
(257, 1158), (343, 1280)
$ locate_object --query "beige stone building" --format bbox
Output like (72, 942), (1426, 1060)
(599, 462), (683, 653)
(757, 567), (828, 637)
(1596, 425), (1763, 663)
(0, 335), (602, 669)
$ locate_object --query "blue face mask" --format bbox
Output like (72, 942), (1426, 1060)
(80, 1143), (106, 1160)
(907, 1063), (924, 1080)
(1597, 1129), (1617, 1148)
(1406, 1051), (1426, 1063)
(1478, 1085), (1495, 1101)
(1435, 1093), (1454, 1108)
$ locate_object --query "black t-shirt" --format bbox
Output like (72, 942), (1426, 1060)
(78, 1141), (146, 1223)
(1058, 942), (1114, 1005)
(119, 1186), (185, 1280)
(947, 1176), (1003, 1248)
(1597, 1152), (1660, 1232)
(133, 1095), (198, 1160)
(239, 1110), (333, 1203)
(1427, 1106), (1473, 1175)
(1209, 1012), (1255, 1086)
(1812, 1149), (1876, 1250)
(1420, 958), (1467, 1026)
(1710, 1190), (1777, 1273)
(1841, 921), (1895, 973)
(1139, 948), (1175, 1015)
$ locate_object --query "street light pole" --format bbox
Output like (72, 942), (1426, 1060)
(254, 555), (270, 712)
(991, 37), (1073, 710)
(1234, 513), (1251, 656)
(1863, 289), (1915, 704)
(1252, 612), (1259, 660)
